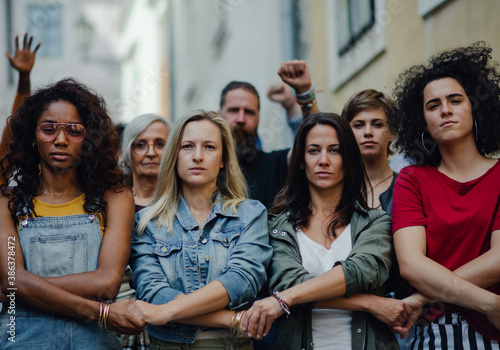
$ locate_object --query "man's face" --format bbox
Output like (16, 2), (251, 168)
(220, 88), (260, 145)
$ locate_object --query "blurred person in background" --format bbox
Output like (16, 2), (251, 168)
(121, 114), (171, 212)
(0, 33), (40, 183)
(341, 89), (411, 349)
(219, 60), (319, 209)
(118, 113), (171, 350)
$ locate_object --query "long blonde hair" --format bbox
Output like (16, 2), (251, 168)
(136, 110), (248, 234)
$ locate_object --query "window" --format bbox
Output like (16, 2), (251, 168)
(327, 0), (385, 90)
(336, 0), (375, 56)
(27, 4), (62, 57)
(418, 0), (450, 17)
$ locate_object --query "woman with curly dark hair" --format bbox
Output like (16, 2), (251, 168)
(391, 42), (500, 348)
(0, 78), (144, 349)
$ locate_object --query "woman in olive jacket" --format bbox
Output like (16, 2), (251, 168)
(241, 113), (407, 350)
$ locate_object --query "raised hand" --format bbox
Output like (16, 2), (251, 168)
(267, 82), (296, 108)
(277, 60), (312, 94)
(5, 32), (41, 74)
(267, 82), (302, 117)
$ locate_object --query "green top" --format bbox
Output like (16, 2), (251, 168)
(267, 202), (399, 350)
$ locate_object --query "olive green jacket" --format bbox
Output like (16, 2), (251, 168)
(268, 202), (399, 350)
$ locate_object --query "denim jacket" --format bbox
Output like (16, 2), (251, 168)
(129, 195), (272, 343)
(268, 202), (399, 350)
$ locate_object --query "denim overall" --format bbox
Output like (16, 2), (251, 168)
(0, 214), (122, 349)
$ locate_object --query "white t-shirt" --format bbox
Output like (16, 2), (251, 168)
(296, 224), (353, 350)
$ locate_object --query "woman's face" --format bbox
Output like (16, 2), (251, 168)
(176, 120), (224, 192)
(423, 77), (474, 145)
(303, 124), (344, 195)
(350, 108), (394, 159)
(35, 100), (84, 173)
(130, 121), (169, 180)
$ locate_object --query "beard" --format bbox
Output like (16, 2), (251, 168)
(232, 126), (258, 163)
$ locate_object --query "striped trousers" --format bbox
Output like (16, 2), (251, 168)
(410, 313), (500, 350)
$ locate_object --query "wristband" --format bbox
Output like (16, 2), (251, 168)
(296, 86), (315, 104)
(272, 291), (291, 318)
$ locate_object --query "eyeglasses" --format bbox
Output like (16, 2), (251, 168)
(37, 122), (86, 143)
(132, 140), (166, 155)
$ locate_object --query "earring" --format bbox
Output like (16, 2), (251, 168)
(474, 119), (478, 142)
(38, 163), (42, 176)
(421, 131), (436, 154)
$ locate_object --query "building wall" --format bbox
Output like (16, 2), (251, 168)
(0, 0), (122, 131)
(308, 0), (500, 115)
(168, 0), (301, 151)
(115, 0), (170, 123)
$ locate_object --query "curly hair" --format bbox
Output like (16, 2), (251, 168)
(0, 78), (126, 218)
(393, 42), (500, 166)
(270, 113), (368, 237)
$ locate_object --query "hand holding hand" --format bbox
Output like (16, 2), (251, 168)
(105, 300), (145, 335)
(367, 296), (411, 327)
(485, 294), (500, 330)
(129, 299), (169, 326)
(277, 60), (312, 94)
(390, 293), (424, 339)
(240, 296), (282, 340)
(5, 32), (41, 74)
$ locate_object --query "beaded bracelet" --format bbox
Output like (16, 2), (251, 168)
(272, 291), (291, 318)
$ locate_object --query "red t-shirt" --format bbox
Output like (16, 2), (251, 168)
(392, 160), (500, 340)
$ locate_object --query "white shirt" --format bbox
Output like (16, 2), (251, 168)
(296, 224), (353, 350)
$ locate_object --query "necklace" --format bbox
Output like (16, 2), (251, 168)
(368, 173), (393, 193)
(40, 188), (81, 196)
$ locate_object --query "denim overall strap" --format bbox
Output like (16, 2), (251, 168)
(19, 214), (101, 277)
(0, 214), (122, 350)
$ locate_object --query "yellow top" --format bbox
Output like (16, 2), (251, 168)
(32, 194), (105, 237)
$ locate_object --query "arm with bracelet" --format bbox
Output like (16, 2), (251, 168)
(278, 60), (320, 120)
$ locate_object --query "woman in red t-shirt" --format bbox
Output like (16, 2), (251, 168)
(391, 42), (500, 348)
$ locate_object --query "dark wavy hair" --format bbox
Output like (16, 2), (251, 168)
(0, 78), (126, 218)
(393, 42), (500, 166)
(270, 113), (369, 237)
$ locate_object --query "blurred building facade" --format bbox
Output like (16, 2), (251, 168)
(305, 0), (500, 115)
(115, 0), (171, 123)
(157, 0), (500, 151)
(164, 0), (307, 151)
(2, 0), (500, 151)
(0, 0), (123, 129)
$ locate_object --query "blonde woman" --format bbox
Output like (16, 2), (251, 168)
(128, 110), (272, 349)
